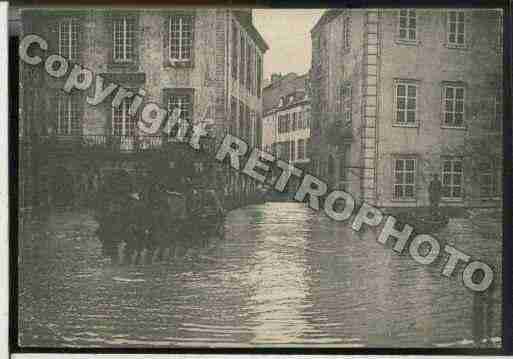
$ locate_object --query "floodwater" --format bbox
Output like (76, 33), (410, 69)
(18, 202), (502, 348)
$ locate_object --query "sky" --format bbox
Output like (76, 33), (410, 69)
(253, 9), (325, 81)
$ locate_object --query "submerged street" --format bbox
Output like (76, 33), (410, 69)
(19, 202), (501, 348)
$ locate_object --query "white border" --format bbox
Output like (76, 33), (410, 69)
(0, 2), (8, 359)
(8, 355), (506, 359)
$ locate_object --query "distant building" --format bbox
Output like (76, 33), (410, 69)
(262, 72), (311, 170)
(310, 9), (503, 207)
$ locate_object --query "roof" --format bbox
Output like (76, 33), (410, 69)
(310, 9), (345, 34)
(262, 72), (309, 112)
(234, 12), (269, 53)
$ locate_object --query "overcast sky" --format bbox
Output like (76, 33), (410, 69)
(253, 9), (325, 81)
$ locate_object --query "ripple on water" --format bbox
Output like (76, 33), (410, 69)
(19, 203), (502, 348)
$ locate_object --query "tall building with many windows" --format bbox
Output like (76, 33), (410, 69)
(310, 9), (503, 207)
(17, 8), (267, 209)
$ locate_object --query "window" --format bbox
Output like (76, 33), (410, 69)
(493, 86), (502, 131)
(343, 16), (351, 50)
(340, 82), (352, 122)
(112, 98), (136, 136)
(113, 16), (135, 62)
(447, 10), (465, 45)
(292, 113), (297, 131)
(394, 158), (415, 199)
(395, 82), (417, 124)
(231, 21), (238, 80)
(164, 90), (193, 137)
(169, 15), (193, 62)
(240, 34), (246, 87)
(297, 139), (305, 160)
(399, 9), (416, 41)
(480, 162), (500, 197)
(57, 94), (81, 135)
(442, 158), (463, 198)
(442, 85), (465, 127)
(167, 92), (192, 122)
(59, 19), (79, 60)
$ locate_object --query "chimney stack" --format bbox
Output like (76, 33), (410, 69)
(233, 9), (253, 26)
(271, 73), (282, 83)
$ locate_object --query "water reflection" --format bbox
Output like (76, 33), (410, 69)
(18, 202), (501, 348)
(245, 203), (312, 344)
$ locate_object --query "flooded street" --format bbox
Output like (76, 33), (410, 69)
(18, 202), (501, 348)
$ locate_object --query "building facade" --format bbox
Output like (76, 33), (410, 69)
(310, 9), (503, 208)
(262, 72), (311, 169)
(17, 8), (267, 211)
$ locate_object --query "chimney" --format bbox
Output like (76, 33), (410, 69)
(233, 9), (253, 26)
(271, 73), (282, 83)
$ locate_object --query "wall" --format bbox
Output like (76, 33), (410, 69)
(310, 10), (366, 195)
(19, 8), (267, 207)
(376, 9), (503, 207)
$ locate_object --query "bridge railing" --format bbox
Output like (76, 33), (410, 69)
(25, 134), (217, 154)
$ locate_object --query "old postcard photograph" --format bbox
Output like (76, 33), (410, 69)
(11, 6), (504, 349)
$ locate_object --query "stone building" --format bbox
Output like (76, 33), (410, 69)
(262, 72), (311, 169)
(17, 8), (267, 210)
(310, 9), (503, 208)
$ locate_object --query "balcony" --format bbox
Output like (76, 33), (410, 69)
(26, 134), (217, 156)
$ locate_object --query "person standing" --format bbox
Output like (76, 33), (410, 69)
(428, 174), (442, 216)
